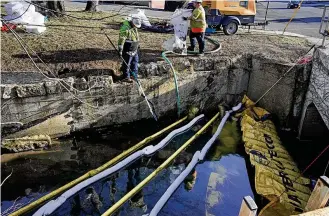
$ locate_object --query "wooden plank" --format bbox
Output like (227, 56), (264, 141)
(292, 207), (329, 216)
(238, 196), (258, 216)
(305, 176), (329, 211)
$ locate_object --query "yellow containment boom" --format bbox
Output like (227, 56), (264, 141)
(10, 116), (188, 216)
(240, 96), (311, 215)
(102, 112), (220, 216)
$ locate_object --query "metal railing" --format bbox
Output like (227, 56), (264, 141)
(319, 6), (329, 47)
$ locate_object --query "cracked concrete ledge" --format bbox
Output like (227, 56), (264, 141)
(1, 52), (313, 140)
(10, 19), (329, 139)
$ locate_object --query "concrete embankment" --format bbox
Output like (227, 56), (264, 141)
(1, 52), (314, 140)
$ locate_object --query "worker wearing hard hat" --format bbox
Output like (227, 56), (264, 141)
(118, 15), (141, 83)
(183, 0), (206, 56)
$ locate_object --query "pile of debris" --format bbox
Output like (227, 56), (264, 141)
(2, 135), (52, 153)
(2, 1), (46, 34)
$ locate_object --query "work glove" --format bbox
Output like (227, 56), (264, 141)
(182, 17), (188, 21)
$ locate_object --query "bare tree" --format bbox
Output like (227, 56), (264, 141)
(85, 0), (99, 12)
(32, 0), (65, 17)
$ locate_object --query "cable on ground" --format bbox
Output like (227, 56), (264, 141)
(1, 20), (98, 109)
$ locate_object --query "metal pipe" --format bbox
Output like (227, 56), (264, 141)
(102, 112), (220, 216)
(264, 1), (269, 30)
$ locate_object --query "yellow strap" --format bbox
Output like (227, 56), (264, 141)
(9, 116), (188, 216)
(282, 0), (304, 34)
(102, 112), (220, 216)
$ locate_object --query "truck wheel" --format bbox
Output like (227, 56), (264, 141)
(223, 21), (238, 35)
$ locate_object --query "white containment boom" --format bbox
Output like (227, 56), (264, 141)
(33, 114), (205, 215)
(149, 103), (242, 216)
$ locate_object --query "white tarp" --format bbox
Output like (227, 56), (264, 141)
(128, 9), (152, 27)
(3, 1), (46, 34)
(162, 9), (192, 54)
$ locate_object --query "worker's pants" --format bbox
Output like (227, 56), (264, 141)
(122, 51), (139, 79)
(189, 32), (205, 53)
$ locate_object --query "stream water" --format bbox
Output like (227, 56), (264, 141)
(1, 115), (327, 216)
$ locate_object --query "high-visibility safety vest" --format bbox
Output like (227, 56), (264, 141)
(118, 20), (139, 49)
(190, 6), (206, 33)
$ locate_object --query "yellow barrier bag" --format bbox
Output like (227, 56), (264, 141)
(241, 96), (311, 215)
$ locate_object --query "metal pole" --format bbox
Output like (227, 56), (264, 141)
(264, 1), (269, 30)
(321, 7), (328, 47)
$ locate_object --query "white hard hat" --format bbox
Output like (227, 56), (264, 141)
(131, 15), (141, 28)
(193, 0), (202, 3)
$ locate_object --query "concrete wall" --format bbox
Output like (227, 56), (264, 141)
(248, 55), (312, 128)
(1, 54), (311, 138)
(298, 47), (329, 139)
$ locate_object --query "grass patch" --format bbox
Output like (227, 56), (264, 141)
(1, 7), (171, 75)
(1, 6), (312, 75)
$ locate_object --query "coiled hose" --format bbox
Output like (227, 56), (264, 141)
(162, 36), (222, 118)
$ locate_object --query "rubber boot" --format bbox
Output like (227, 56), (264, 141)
(187, 46), (195, 52)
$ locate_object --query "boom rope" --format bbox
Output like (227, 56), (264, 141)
(282, 0), (305, 35)
(254, 43), (315, 105)
(3, 24), (101, 94)
(1, 20), (98, 109)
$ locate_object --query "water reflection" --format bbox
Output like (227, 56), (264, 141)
(127, 168), (148, 214)
(2, 117), (254, 216)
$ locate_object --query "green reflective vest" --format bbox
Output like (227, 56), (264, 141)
(190, 6), (206, 33)
(118, 20), (139, 47)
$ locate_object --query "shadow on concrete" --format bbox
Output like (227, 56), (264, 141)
(12, 48), (118, 63)
(270, 16), (323, 23)
(12, 48), (162, 64)
(59, 68), (116, 78)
